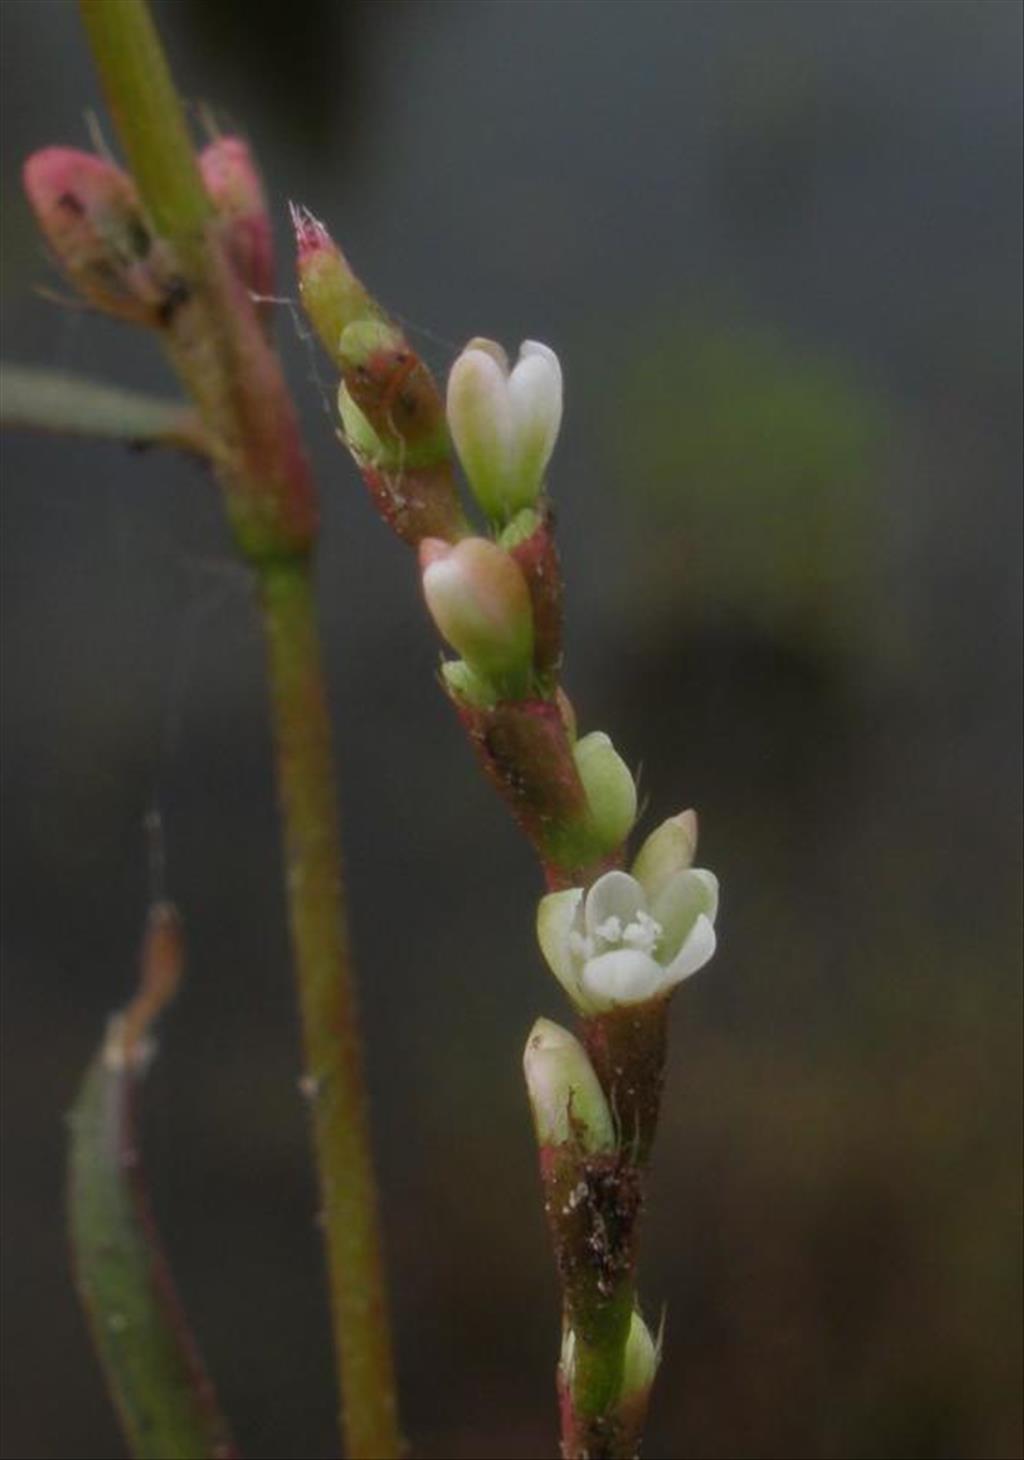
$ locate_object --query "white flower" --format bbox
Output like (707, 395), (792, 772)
(537, 866), (718, 1013)
(446, 338), (562, 521)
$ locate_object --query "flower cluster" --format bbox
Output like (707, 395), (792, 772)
(293, 235), (722, 1448)
(432, 337), (720, 1009)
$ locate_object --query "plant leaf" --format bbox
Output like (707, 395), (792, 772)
(2, 364), (208, 456)
(68, 906), (238, 1460)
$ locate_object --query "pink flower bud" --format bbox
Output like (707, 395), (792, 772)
(23, 147), (181, 327)
(419, 537), (534, 694)
(199, 136), (274, 304)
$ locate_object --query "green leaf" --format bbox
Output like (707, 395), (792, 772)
(1, 365), (208, 455)
(68, 929), (237, 1459)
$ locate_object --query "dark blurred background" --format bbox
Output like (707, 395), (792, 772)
(2, 2), (1021, 1457)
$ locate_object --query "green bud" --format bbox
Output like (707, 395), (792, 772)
(337, 382), (387, 465)
(621, 1310), (659, 1403)
(498, 507), (542, 550)
(293, 206), (382, 365)
(573, 731), (637, 853)
(523, 1018), (615, 1153)
(631, 809), (699, 901)
(440, 658), (497, 709)
(337, 318), (406, 372)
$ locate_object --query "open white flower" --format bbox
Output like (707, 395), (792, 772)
(537, 866), (718, 1013)
(446, 338), (562, 521)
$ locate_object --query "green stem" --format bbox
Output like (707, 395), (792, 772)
(79, 0), (210, 242)
(78, 4), (401, 1453)
(260, 560), (400, 1459)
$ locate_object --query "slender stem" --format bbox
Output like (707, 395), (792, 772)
(78, 3), (401, 1452)
(79, 0), (210, 241)
(260, 560), (401, 1459)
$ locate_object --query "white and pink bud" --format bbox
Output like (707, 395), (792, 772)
(446, 338), (562, 522)
(22, 147), (178, 327)
(419, 537), (534, 694)
(199, 136), (274, 303)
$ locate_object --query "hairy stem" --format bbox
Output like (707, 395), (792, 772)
(260, 561), (400, 1459)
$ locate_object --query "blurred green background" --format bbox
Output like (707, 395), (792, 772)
(1, 2), (1021, 1457)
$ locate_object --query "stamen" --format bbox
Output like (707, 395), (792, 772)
(594, 915), (623, 944)
(621, 910), (662, 955)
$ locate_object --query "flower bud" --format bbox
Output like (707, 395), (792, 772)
(497, 507), (542, 549)
(291, 204), (381, 365)
(338, 319), (450, 466)
(420, 537), (533, 694)
(199, 136), (274, 303)
(337, 318), (403, 372)
(440, 658), (497, 709)
(447, 338), (562, 522)
(523, 1017), (615, 1153)
(23, 147), (181, 327)
(337, 382), (385, 464)
(573, 731), (637, 853)
(618, 1309), (660, 1438)
(622, 1309), (658, 1396)
(631, 809), (699, 901)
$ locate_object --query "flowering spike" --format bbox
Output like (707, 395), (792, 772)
(572, 731), (637, 855)
(523, 1018), (615, 1154)
(23, 147), (181, 327)
(420, 537), (533, 695)
(446, 337), (562, 522)
(199, 136), (274, 306)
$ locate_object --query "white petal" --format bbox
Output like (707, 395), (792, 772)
(537, 888), (585, 1003)
(662, 913), (717, 986)
(506, 344), (563, 508)
(580, 949), (665, 1007)
(465, 336), (509, 373)
(584, 870), (646, 938)
(446, 348), (514, 516)
(651, 867), (719, 963)
(519, 339), (561, 371)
